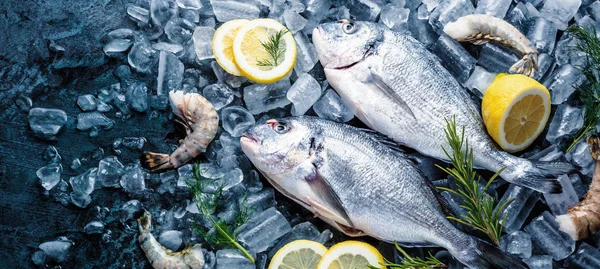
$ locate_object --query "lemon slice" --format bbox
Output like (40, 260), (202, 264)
(317, 241), (386, 269)
(212, 19), (249, 76)
(482, 73), (551, 153)
(269, 240), (328, 269)
(233, 18), (297, 84)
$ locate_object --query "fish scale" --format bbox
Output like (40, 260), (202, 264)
(241, 116), (527, 269)
(313, 20), (573, 194)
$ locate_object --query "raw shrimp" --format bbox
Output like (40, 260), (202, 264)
(142, 90), (219, 172)
(137, 213), (205, 269)
(557, 135), (600, 240)
(444, 14), (538, 77)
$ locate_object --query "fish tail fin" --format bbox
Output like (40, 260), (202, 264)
(451, 237), (528, 269)
(509, 53), (538, 77)
(140, 152), (173, 172)
(501, 159), (574, 194)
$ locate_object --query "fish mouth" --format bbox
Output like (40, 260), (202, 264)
(240, 131), (260, 154)
(240, 132), (259, 144)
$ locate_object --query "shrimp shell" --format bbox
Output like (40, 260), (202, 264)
(137, 213), (205, 269)
(557, 135), (600, 240)
(444, 14), (538, 77)
(142, 90), (219, 172)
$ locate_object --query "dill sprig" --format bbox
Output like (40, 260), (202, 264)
(435, 117), (513, 245)
(369, 242), (447, 269)
(565, 25), (600, 152)
(256, 29), (289, 67)
(188, 163), (255, 263)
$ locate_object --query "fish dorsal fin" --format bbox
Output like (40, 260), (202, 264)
(306, 162), (355, 229)
(368, 71), (417, 121)
(357, 128), (406, 155)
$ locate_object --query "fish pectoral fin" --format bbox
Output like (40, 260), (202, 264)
(337, 223), (365, 237)
(305, 167), (355, 229)
(368, 72), (417, 121)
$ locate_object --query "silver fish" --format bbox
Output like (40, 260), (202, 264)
(241, 116), (527, 269)
(312, 20), (572, 193)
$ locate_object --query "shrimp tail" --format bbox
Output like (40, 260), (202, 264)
(141, 152), (173, 172)
(509, 53), (538, 78)
(557, 135), (600, 240)
(137, 212), (152, 233)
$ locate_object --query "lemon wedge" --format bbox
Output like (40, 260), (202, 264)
(269, 240), (328, 269)
(212, 19), (249, 76)
(482, 73), (551, 153)
(233, 18), (296, 84)
(317, 241), (386, 269)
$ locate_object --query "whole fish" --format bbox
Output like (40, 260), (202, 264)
(241, 116), (527, 269)
(312, 20), (572, 193)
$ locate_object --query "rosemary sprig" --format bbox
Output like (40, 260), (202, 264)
(565, 25), (600, 152)
(188, 163), (255, 263)
(369, 242), (447, 269)
(435, 117), (513, 245)
(256, 29), (289, 67)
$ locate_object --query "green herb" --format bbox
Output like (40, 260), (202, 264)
(565, 26), (600, 152)
(435, 117), (513, 245)
(256, 29), (289, 67)
(369, 242), (447, 269)
(188, 163), (255, 263)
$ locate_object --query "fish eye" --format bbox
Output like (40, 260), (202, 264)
(273, 123), (289, 134)
(342, 22), (356, 34)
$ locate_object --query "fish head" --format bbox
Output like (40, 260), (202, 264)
(241, 118), (313, 175)
(312, 19), (383, 70)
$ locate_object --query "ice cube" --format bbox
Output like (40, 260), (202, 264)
(284, 9), (308, 34)
(76, 112), (114, 131)
(501, 185), (541, 233)
(83, 221), (105, 234)
(505, 2), (531, 32)
(71, 191), (92, 208)
(37, 164), (62, 190)
(159, 230), (183, 251)
(39, 239), (73, 263)
(120, 200), (144, 224)
(221, 168), (244, 190)
(177, 163), (195, 188)
(121, 137), (146, 150)
(543, 174), (579, 215)
(216, 249), (255, 269)
(157, 51), (184, 95)
(569, 174), (588, 198)
(97, 156), (126, 188)
(244, 79), (291, 114)
(293, 32), (319, 74)
(152, 42), (184, 55)
(28, 108), (67, 139)
(165, 18), (196, 44)
(523, 255), (553, 269)
(432, 34), (476, 84)
(287, 73), (321, 116)
(526, 18), (558, 55)
(500, 231), (532, 259)
(565, 242), (600, 268)
(70, 168), (97, 195)
(267, 221), (320, 257)
(151, 0), (179, 26)
(475, 0), (511, 18)
(543, 64), (585, 105)
(243, 170), (263, 192)
(177, 0), (202, 10)
(125, 81), (149, 112)
(477, 43), (521, 73)
(210, 61), (247, 88)
(235, 207), (292, 253)
(31, 250), (46, 265)
(103, 39), (133, 57)
(324, 6), (351, 21)
(316, 229), (333, 245)
(127, 5), (150, 26)
(203, 83), (234, 110)
(555, 36), (588, 67)
(463, 66), (497, 98)
(120, 165), (146, 192)
(423, 0), (441, 12)
(210, 0), (260, 22)
(312, 89), (354, 122)
(408, 6), (439, 48)
(428, 0), (475, 34)
(243, 188), (276, 215)
(128, 41), (159, 74)
(540, 0), (582, 30)
(346, 0), (383, 21)
(221, 106), (255, 137)
(528, 145), (565, 162)
(532, 53), (554, 81)
(566, 139), (595, 177)
(379, 3), (410, 33)
(545, 105), (584, 145)
(301, 0), (329, 34)
(192, 27), (215, 61)
(524, 211), (575, 260)
(151, 95), (170, 111)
